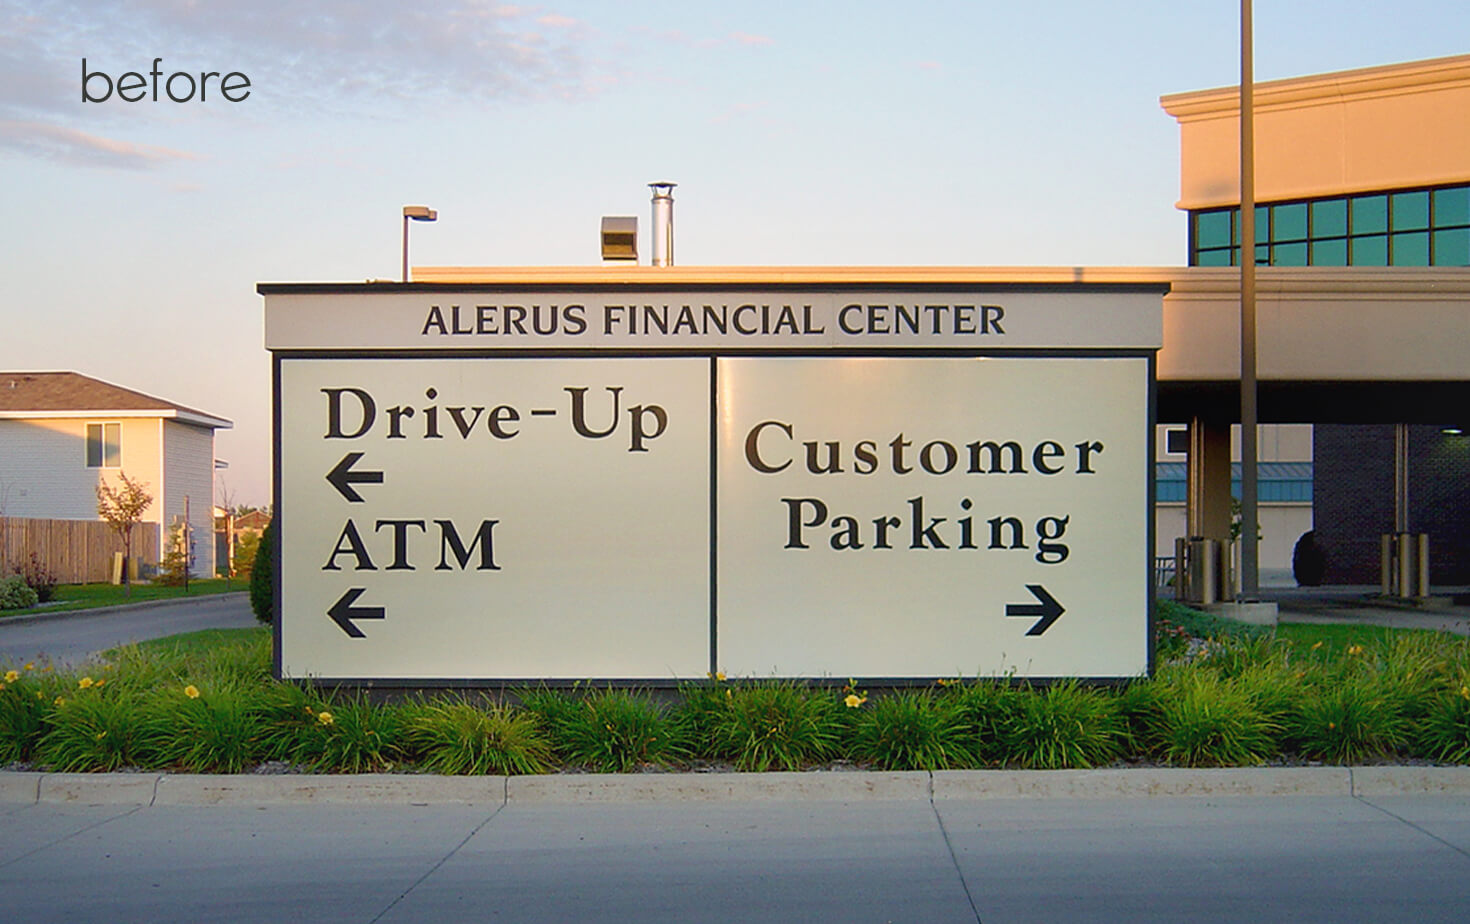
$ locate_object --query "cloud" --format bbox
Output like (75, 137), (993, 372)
(729, 32), (773, 47)
(0, 118), (200, 168)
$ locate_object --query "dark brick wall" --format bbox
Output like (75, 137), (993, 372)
(1313, 425), (1470, 585)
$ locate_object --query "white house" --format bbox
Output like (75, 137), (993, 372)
(0, 371), (232, 576)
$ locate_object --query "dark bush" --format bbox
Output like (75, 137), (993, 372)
(1293, 530), (1327, 587)
(14, 552), (58, 603)
(249, 520), (275, 624)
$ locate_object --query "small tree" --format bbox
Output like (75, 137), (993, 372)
(249, 520), (275, 624)
(96, 472), (152, 597)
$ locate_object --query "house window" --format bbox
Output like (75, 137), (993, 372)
(86, 423), (121, 468)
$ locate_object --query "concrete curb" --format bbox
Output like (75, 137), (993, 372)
(4, 767), (1469, 807)
(0, 592), (248, 627)
(507, 771), (930, 803)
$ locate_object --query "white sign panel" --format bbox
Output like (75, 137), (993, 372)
(278, 357), (710, 680)
(263, 288), (1162, 351)
(716, 357), (1150, 678)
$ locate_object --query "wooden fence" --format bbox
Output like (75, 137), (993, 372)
(0, 517), (160, 584)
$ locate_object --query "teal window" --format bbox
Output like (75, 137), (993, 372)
(1352, 195), (1388, 234)
(1311, 199), (1347, 238)
(1352, 235), (1388, 264)
(1434, 187), (1469, 227)
(1311, 239), (1347, 264)
(1435, 228), (1469, 264)
(1188, 182), (1470, 267)
(1391, 232), (1430, 266)
(1273, 242), (1308, 266)
(1274, 203), (1308, 241)
(1392, 191), (1429, 231)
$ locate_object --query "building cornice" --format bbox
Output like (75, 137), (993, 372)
(1160, 53), (1470, 121)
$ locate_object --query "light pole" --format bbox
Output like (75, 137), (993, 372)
(402, 205), (437, 282)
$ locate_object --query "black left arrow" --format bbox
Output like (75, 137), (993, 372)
(328, 588), (385, 638)
(326, 452), (384, 502)
(1005, 584), (1065, 636)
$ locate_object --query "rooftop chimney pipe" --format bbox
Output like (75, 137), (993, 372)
(649, 182), (675, 267)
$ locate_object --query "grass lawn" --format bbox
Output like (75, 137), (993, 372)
(0, 577), (244, 617)
(127, 626), (268, 659)
(1275, 622), (1460, 651)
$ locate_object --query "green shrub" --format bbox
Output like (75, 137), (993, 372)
(1154, 673), (1279, 766)
(945, 680), (1023, 765)
(411, 700), (552, 775)
(539, 688), (679, 772)
(255, 681), (329, 762)
(850, 691), (970, 770)
(670, 679), (732, 758)
(1157, 599), (1269, 645)
(0, 575), (39, 610)
(0, 666), (62, 762)
(249, 521), (275, 624)
(1414, 679), (1470, 763)
(708, 681), (844, 771)
(150, 682), (263, 773)
(37, 682), (157, 771)
(1290, 672), (1407, 763)
(232, 530), (261, 579)
(999, 681), (1123, 769)
(295, 695), (406, 773)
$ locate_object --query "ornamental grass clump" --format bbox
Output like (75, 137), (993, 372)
(294, 694), (407, 773)
(0, 664), (62, 763)
(151, 681), (263, 773)
(999, 680), (1123, 770)
(36, 682), (156, 772)
(1413, 675), (1470, 763)
(850, 690), (970, 770)
(254, 680), (331, 763)
(708, 681), (844, 771)
(538, 688), (680, 772)
(1289, 671), (1408, 764)
(944, 680), (1023, 765)
(1153, 672), (1279, 767)
(411, 700), (552, 775)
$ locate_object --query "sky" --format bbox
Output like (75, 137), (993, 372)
(2, 0), (1467, 507)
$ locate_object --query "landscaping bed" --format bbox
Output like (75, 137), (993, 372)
(2, 601), (1468, 775)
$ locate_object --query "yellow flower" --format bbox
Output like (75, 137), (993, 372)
(4, 670), (18, 683)
(317, 711), (334, 726)
(78, 676), (94, 689)
(54, 696), (65, 707)
(844, 693), (867, 708)
(1328, 722), (1337, 730)
(1459, 685), (1469, 700)
(184, 685), (201, 699)
(95, 731), (107, 741)
(716, 671), (726, 682)
(1310, 641), (1324, 651)
(23, 662), (35, 671)
(1347, 644), (1364, 656)
(0, 683), (6, 691)
(94, 679), (105, 688)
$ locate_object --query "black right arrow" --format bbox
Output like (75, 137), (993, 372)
(326, 452), (384, 503)
(328, 588), (385, 638)
(1005, 584), (1065, 636)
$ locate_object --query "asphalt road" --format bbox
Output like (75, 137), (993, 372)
(1, 793), (1468, 922)
(0, 594), (257, 668)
